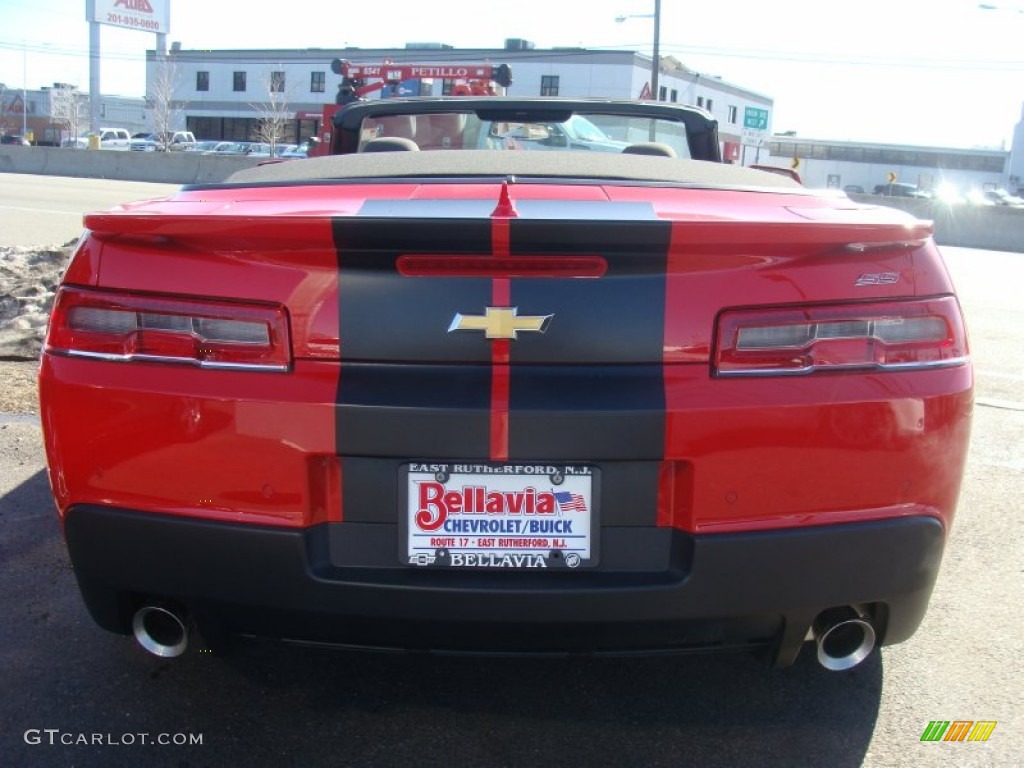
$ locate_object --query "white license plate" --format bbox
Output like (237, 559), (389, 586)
(404, 463), (596, 569)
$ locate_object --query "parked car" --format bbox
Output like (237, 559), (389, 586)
(843, 184), (865, 194)
(1, 134), (31, 146)
(206, 141), (251, 155)
(129, 133), (158, 151)
(39, 98), (972, 672)
(244, 142), (296, 158)
(189, 140), (222, 153)
(974, 188), (1024, 207)
(130, 131), (197, 152)
(64, 127), (131, 150)
(278, 141), (314, 158)
(873, 182), (931, 199)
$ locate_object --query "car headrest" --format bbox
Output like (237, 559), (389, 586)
(622, 142), (677, 158)
(361, 137), (420, 152)
(369, 115), (417, 140)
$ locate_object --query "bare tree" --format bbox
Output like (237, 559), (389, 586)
(251, 67), (295, 155)
(49, 83), (89, 147)
(148, 55), (181, 149)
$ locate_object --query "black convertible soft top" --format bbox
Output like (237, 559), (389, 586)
(329, 97), (724, 161)
(224, 151), (806, 191)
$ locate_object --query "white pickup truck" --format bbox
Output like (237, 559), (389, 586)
(130, 131), (198, 152)
(64, 128), (132, 150)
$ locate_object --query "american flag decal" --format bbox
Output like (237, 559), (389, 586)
(554, 491), (587, 513)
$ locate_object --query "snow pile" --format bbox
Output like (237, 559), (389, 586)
(0, 244), (73, 359)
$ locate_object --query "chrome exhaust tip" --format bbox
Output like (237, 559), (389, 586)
(813, 607), (876, 672)
(132, 604), (189, 658)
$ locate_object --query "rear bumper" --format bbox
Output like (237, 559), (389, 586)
(64, 505), (945, 664)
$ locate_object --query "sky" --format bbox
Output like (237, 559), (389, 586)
(1, 0), (1023, 149)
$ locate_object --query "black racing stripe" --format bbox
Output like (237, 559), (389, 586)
(507, 219), (670, 459)
(336, 364), (491, 458)
(505, 220), (671, 364)
(335, 215), (497, 261)
(333, 218), (494, 363)
(506, 366), (666, 461)
(334, 218), (493, 461)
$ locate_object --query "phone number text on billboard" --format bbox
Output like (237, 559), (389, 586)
(106, 13), (162, 31)
(91, 0), (171, 34)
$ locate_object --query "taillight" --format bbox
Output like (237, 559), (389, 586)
(46, 287), (291, 371)
(714, 297), (967, 377)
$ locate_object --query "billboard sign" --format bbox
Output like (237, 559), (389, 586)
(90, 0), (170, 34)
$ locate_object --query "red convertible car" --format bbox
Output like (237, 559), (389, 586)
(39, 99), (972, 670)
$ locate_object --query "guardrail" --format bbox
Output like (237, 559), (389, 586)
(2, 147), (1022, 253)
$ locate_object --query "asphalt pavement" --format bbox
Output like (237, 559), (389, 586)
(0, 173), (178, 247)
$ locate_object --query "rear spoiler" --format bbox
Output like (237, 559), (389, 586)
(750, 164), (803, 185)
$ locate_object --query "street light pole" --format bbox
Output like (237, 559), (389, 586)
(616, 1), (662, 101)
(22, 41), (28, 138)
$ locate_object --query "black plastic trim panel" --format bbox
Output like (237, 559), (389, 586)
(64, 506), (945, 658)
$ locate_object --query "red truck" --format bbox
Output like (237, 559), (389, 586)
(307, 59), (512, 156)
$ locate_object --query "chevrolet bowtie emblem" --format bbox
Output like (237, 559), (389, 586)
(448, 307), (553, 340)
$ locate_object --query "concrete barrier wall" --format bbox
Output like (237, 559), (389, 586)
(0, 146), (263, 185)
(2, 147), (1023, 253)
(846, 194), (1024, 254)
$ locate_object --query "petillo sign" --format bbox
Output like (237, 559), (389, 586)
(90, 0), (171, 34)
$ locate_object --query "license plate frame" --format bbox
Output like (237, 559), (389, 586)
(401, 462), (599, 570)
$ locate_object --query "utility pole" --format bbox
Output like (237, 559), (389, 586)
(87, 0), (100, 133)
(651, 0), (661, 100)
(22, 41), (28, 137)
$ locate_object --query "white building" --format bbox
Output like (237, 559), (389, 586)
(0, 83), (145, 145)
(145, 41), (774, 161)
(762, 136), (1010, 195)
(1008, 103), (1024, 194)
